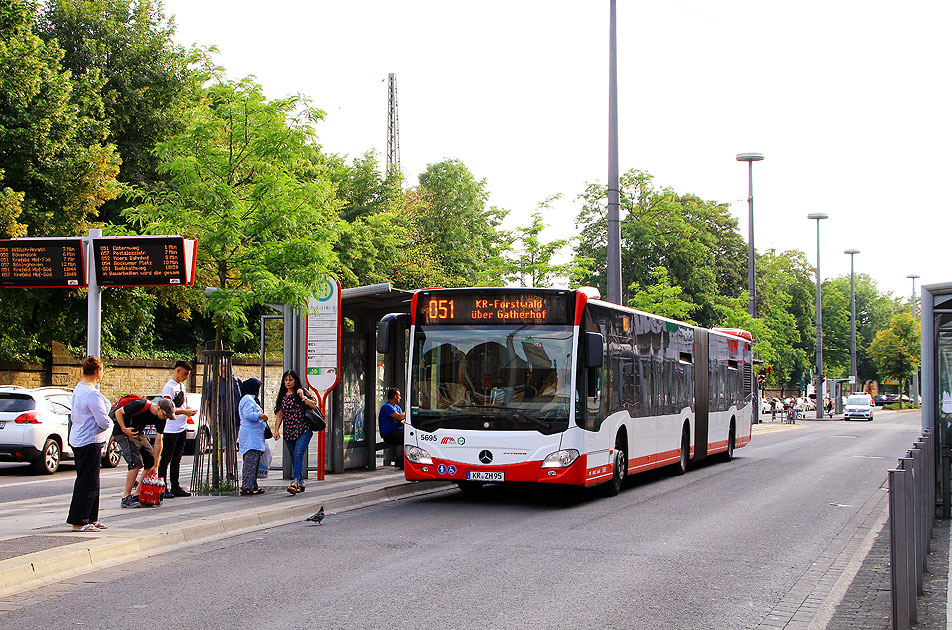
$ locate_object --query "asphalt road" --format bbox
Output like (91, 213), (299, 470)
(0, 411), (924, 629)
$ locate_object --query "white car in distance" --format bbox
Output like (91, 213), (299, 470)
(843, 394), (875, 421)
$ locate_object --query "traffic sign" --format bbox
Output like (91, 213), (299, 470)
(305, 275), (342, 405)
(93, 236), (196, 286)
(0, 238), (87, 288)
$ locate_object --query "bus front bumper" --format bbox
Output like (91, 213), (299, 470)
(404, 454), (591, 486)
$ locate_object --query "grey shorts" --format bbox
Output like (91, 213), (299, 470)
(114, 432), (155, 470)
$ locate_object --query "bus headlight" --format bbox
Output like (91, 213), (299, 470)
(541, 449), (580, 468)
(405, 446), (433, 465)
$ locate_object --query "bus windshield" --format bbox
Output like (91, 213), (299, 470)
(410, 324), (574, 434)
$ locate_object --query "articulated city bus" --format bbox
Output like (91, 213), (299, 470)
(377, 287), (752, 495)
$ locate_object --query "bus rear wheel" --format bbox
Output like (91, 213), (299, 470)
(722, 422), (736, 462)
(602, 443), (627, 497)
(674, 429), (689, 476)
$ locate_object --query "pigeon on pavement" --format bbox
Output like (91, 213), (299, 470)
(306, 506), (325, 525)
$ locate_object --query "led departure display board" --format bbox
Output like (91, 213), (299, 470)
(415, 291), (573, 325)
(0, 239), (86, 288)
(94, 236), (196, 287)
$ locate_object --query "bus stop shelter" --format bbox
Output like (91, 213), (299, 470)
(920, 281), (952, 517)
(330, 283), (412, 473)
(277, 283), (412, 478)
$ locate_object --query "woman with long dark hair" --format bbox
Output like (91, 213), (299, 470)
(273, 370), (318, 494)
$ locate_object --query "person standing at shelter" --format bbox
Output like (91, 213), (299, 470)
(67, 357), (112, 531)
(114, 397), (174, 508)
(769, 398), (777, 421)
(159, 360), (196, 498)
(379, 387), (406, 468)
(238, 378), (267, 495)
(273, 370), (318, 495)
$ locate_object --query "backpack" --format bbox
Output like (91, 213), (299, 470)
(108, 394), (150, 422)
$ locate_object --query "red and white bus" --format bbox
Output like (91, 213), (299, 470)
(377, 287), (752, 495)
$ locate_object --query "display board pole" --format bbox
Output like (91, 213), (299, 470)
(85, 228), (102, 358)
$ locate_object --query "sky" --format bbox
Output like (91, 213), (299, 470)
(163, 0), (950, 301)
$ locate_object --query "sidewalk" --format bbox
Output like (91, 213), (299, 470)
(0, 467), (450, 599)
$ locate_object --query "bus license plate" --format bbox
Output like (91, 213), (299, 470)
(467, 471), (504, 482)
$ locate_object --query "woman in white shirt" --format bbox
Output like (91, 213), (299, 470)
(67, 356), (112, 532)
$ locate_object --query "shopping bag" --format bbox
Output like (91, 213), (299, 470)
(258, 443), (272, 479)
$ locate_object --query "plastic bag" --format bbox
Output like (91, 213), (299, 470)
(258, 443), (272, 478)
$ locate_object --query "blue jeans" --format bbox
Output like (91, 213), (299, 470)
(285, 430), (312, 483)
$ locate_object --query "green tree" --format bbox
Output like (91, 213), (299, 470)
(0, 0), (121, 361)
(506, 196), (590, 288)
(36, 0), (210, 225)
(755, 250), (816, 388)
(573, 169), (746, 327)
(415, 159), (509, 286)
(822, 274), (902, 382)
(869, 311), (921, 406)
(629, 266), (699, 323)
(0, 0), (120, 237)
(124, 77), (339, 344)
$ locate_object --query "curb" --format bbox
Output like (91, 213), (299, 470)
(0, 479), (451, 599)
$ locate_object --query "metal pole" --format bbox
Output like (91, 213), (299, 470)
(815, 220), (824, 419)
(847, 252), (858, 389)
(85, 228), (102, 357)
(606, 0), (622, 305)
(910, 275), (920, 406)
(747, 160), (756, 318)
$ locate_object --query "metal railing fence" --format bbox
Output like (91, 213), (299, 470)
(889, 428), (936, 630)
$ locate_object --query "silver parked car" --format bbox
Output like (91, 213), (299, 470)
(0, 386), (121, 474)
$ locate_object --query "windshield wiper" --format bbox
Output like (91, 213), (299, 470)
(447, 403), (551, 429)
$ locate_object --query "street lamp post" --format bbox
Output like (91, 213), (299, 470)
(808, 213), (829, 419)
(844, 249), (860, 391)
(736, 153), (764, 318)
(736, 153), (764, 423)
(908, 273), (920, 406)
(606, 0), (622, 305)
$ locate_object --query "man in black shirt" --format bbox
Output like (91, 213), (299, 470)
(114, 397), (174, 508)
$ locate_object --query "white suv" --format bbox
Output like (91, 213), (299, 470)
(0, 386), (122, 474)
(844, 394), (875, 421)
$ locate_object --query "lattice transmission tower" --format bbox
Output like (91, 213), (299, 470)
(386, 73), (400, 173)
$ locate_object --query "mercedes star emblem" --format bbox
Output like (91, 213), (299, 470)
(479, 450), (493, 464)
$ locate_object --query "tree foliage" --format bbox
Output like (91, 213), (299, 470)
(573, 169), (746, 328)
(124, 77), (339, 343)
(0, 0), (120, 237)
(629, 266), (699, 323)
(415, 159), (509, 286)
(869, 311), (920, 400)
(504, 196), (589, 288)
(36, 0), (210, 224)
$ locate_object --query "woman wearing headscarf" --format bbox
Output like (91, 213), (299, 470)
(238, 378), (268, 495)
(273, 370), (318, 495)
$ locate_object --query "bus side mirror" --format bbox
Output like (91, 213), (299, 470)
(585, 332), (604, 368)
(377, 313), (410, 354)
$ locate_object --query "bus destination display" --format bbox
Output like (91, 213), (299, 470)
(94, 236), (188, 286)
(417, 292), (571, 325)
(0, 239), (86, 287)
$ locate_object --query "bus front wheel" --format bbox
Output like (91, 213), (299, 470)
(602, 443), (627, 497)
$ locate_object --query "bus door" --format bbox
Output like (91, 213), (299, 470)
(693, 328), (709, 461)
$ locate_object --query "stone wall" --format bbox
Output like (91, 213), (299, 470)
(2, 342), (284, 403)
